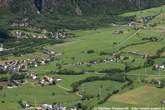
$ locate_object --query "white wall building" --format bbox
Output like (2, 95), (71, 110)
(0, 44), (4, 52)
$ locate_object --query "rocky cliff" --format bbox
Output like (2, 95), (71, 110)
(1, 0), (165, 15)
(0, 0), (165, 30)
(0, 0), (8, 7)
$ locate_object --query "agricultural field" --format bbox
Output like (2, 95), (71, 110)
(102, 85), (165, 107)
(0, 84), (80, 110)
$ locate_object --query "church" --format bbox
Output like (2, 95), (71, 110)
(0, 44), (3, 52)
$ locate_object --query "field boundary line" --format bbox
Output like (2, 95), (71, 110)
(57, 84), (71, 91)
(57, 84), (82, 97)
(117, 29), (141, 48)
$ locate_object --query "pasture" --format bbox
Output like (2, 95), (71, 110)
(103, 85), (165, 107)
(1, 5), (165, 109)
(0, 84), (80, 110)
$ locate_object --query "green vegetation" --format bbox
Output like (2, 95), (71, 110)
(102, 85), (165, 107)
(0, 84), (80, 110)
(1, 2), (165, 110)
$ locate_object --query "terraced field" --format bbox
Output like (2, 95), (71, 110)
(102, 85), (165, 107)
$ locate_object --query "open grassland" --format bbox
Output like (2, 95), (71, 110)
(122, 41), (165, 55)
(126, 66), (165, 76)
(0, 84), (80, 110)
(56, 74), (102, 89)
(103, 85), (165, 106)
(120, 5), (165, 18)
(79, 80), (125, 98)
(121, 28), (165, 55)
(46, 27), (137, 60)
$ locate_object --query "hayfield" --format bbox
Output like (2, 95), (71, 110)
(106, 85), (165, 106)
(79, 80), (125, 98)
(0, 84), (80, 110)
(122, 41), (165, 55)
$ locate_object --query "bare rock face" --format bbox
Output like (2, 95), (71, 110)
(1, 0), (165, 15)
(75, 5), (82, 16)
(0, 0), (9, 7)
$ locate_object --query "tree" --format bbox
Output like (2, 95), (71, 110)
(0, 86), (3, 91)
(34, 0), (43, 12)
(0, 28), (9, 43)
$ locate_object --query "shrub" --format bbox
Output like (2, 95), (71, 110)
(86, 50), (95, 54)
(10, 73), (26, 80)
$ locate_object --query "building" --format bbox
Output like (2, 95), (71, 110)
(0, 44), (4, 52)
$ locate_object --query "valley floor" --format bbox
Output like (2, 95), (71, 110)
(1, 5), (165, 110)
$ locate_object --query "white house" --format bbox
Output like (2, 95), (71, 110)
(0, 44), (4, 52)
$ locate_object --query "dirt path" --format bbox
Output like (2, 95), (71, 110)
(117, 29), (141, 48)
(57, 84), (82, 97)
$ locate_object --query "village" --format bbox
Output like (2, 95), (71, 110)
(1, 1), (165, 109)
(13, 30), (67, 40)
(8, 18), (68, 40)
(0, 57), (52, 73)
(1, 25), (165, 109)
(20, 101), (77, 110)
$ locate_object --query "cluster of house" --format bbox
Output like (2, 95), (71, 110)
(39, 75), (62, 86)
(14, 31), (48, 39)
(153, 64), (165, 70)
(20, 101), (77, 110)
(8, 80), (26, 88)
(82, 53), (121, 65)
(6, 72), (62, 88)
(142, 13), (160, 25)
(50, 31), (66, 40)
(0, 58), (51, 73)
(13, 30), (67, 40)
(11, 18), (29, 27)
(75, 54), (121, 67)
(35, 103), (77, 110)
(53, 53), (122, 69)
(0, 60), (28, 73)
(30, 72), (37, 80)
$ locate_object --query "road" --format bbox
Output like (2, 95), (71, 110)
(57, 84), (83, 97)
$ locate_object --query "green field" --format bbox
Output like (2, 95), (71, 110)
(1, 4), (165, 110)
(79, 80), (125, 98)
(102, 85), (165, 107)
(0, 84), (80, 110)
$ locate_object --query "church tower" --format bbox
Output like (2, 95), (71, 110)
(34, 0), (43, 14)
(0, 44), (4, 52)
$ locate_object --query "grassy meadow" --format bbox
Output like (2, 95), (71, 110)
(1, 5), (165, 109)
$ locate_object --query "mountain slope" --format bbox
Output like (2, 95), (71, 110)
(0, 0), (165, 30)
(1, 0), (165, 15)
